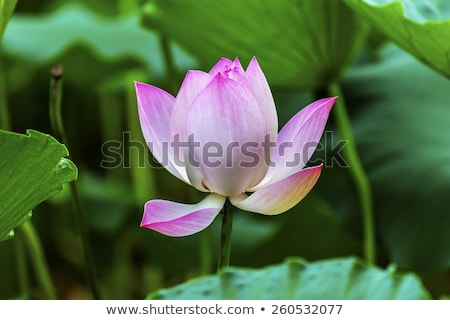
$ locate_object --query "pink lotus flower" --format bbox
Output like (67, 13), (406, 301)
(135, 57), (336, 237)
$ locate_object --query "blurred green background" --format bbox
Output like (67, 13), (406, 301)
(0, 0), (449, 299)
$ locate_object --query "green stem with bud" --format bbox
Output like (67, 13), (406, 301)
(49, 65), (100, 299)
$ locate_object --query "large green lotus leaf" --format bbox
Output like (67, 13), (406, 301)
(141, 0), (367, 90)
(148, 257), (430, 299)
(344, 0), (450, 77)
(0, 0), (17, 40)
(0, 130), (77, 241)
(0, 3), (195, 81)
(344, 46), (450, 271)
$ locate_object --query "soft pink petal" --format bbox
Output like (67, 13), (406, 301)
(170, 70), (213, 143)
(257, 97), (336, 188)
(209, 57), (246, 83)
(135, 81), (188, 183)
(185, 74), (269, 196)
(221, 59), (251, 88)
(229, 165), (322, 215)
(209, 57), (234, 75)
(208, 57), (278, 189)
(245, 57), (278, 143)
(231, 57), (245, 73)
(141, 193), (226, 236)
(209, 58), (253, 97)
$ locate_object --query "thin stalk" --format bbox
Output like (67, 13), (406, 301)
(49, 66), (67, 143)
(199, 230), (212, 275)
(217, 202), (233, 270)
(21, 221), (56, 299)
(329, 82), (376, 264)
(14, 232), (30, 298)
(49, 65), (100, 299)
(68, 182), (100, 299)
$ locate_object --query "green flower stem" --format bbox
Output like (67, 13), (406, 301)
(49, 65), (100, 299)
(21, 221), (56, 299)
(329, 82), (376, 264)
(69, 182), (100, 299)
(14, 232), (30, 298)
(48, 66), (67, 143)
(217, 202), (233, 270)
(199, 230), (213, 275)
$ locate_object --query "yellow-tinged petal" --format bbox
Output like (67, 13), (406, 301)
(230, 165), (322, 215)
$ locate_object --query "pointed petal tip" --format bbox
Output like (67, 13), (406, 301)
(232, 57), (244, 70)
(134, 80), (150, 89)
(135, 81), (160, 100)
(135, 81), (173, 100)
(261, 95), (332, 185)
(134, 81), (144, 91)
(328, 96), (338, 102)
(302, 97), (337, 118)
(209, 57), (233, 74)
(317, 96), (338, 107)
(247, 56), (261, 69)
(317, 95), (338, 104)
(249, 56), (258, 63)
